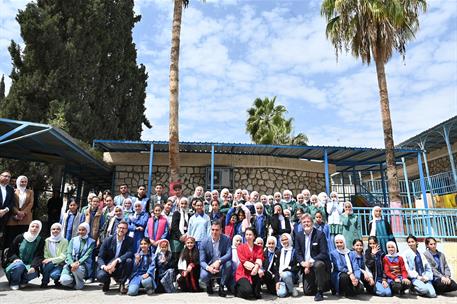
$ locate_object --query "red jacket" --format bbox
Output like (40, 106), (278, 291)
(383, 255), (408, 280)
(235, 243), (264, 283)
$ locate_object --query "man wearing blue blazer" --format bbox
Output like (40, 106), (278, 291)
(199, 220), (232, 297)
(97, 220), (134, 294)
(294, 213), (331, 302)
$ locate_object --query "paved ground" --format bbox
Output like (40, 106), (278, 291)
(1, 268), (456, 304)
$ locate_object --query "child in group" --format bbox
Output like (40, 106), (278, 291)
(261, 236), (280, 295)
(41, 223), (68, 288)
(402, 235), (436, 298)
(365, 236), (391, 297)
(276, 233), (299, 298)
(350, 239), (375, 294)
(177, 236), (201, 292)
(155, 239), (176, 293)
(383, 241), (411, 295)
(128, 238), (156, 296)
(313, 210), (333, 252)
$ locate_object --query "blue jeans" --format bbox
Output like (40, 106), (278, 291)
(375, 281), (392, 297)
(41, 262), (63, 285)
(413, 279), (436, 298)
(6, 261), (39, 286)
(200, 261), (232, 287)
(277, 271), (295, 297)
(127, 276), (154, 296)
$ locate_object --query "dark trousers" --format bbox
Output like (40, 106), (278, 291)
(339, 273), (364, 297)
(96, 258), (133, 285)
(433, 279), (457, 294)
(390, 280), (409, 295)
(236, 276), (261, 299)
(303, 260), (329, 296)
(261, 271), (277, 294)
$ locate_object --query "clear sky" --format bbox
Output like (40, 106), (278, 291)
(1, 0), (456, 148)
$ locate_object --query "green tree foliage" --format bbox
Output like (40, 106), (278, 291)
(0, 75), (5, 103)
(1, 0), (151, 142)
(246, 97), (308, 146)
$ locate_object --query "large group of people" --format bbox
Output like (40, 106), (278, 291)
(0, 170), (456, 301)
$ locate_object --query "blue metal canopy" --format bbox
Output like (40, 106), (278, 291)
(93, 139), (420, 171)
(0, 118), (112, 188)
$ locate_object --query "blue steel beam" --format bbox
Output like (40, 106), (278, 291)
(417, 152), (431, 235)
(210, 145), (215, 191)
(0, 123), (29, 142)
(442, 125), (457, 189)
(401, 157), (412, 208)
(324, 149), (330, 194)
(147, 144), (154, 199)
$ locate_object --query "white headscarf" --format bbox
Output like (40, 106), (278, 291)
(279, 233), (293, 273)
(16, 175), (28, 192)
(16, 175), (28, 208)
(266, 236), (277, 253)
(369, 206), (383, 236)
(78, 222), (90, 240)
(344, 201), (354, 215)
(48, 222), (63, 257)
(334, 234), (353, 273)
(23, 220), (42, 242)
(179, 199), (189, 235)
(254, 202), (264, 217)
(385, 241), (399, 258)
(232, 234), (242, 266)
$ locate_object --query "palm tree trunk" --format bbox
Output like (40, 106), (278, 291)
(373, 46), (401, 204)
(169, 0), (183, 183)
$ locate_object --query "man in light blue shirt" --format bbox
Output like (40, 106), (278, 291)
(188, 198), (211, 247)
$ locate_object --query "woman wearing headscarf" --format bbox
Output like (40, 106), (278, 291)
(383, 241), (410, 295)
(326, 192), (343, 246)
(128, 201), (149, 252)
(5, 220), (44, 290)
(99, 205), (124, 244)
(6, 175), (34, 246)
(340, 201), (361, 249)
(402, 235), (436, 298)
(251, 202), (270, 243)
(59, 222), (95, 290)
(270, 203), (291, 247)
(277, 233), (299, 297)
(330, 234), (363, 297)
(170, 197), (190, 266)
(368, 206), (396, 254)
(41, 223), (68, 288)
(308, 194), (326, 222)
(261, 236), (280, 295)
(122, 198), (134, 221)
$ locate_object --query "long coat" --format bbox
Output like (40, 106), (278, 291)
(6, 189), (34, 226)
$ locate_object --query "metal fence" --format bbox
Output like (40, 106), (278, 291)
(411, 171), (457, 196)
(353, 207), (457, 239)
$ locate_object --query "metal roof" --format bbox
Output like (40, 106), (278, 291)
(93, 139), (421, 172)
(397, 115), (457, 150)
(0, 118), (112, 188)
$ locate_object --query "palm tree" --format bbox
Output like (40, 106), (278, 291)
(169, 0), (189, 184)
(246, 96), (308, 145)
(321, 0), (426, 204)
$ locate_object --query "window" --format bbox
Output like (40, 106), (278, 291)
(205, 167), (233, 191)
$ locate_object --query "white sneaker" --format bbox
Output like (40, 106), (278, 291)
(10, 285), (19, 290)
(292, 288), (299, 297)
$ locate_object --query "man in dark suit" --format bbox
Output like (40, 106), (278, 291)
(0, 171), (14, 253)
(294, 213), (331, 302)
(199, 220), (232, 297)
(96, 220), (134, 294)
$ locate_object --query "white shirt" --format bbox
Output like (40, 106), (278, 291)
(0, 184), (6, 205)
(304, 231), (315, 264)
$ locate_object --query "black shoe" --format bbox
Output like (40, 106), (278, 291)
(102, 281), (110, 292)
(254, 293), (262, 299)
(218, 286), (227, 297)
(40, 283), (48, 289)
(119, 283), (127, 294)
(54, 280), (62, 288)
(314, 291), (324, 301)
(206, 283), (214, 295)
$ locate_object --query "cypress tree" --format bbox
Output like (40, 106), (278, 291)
(1, 0), (151, 142)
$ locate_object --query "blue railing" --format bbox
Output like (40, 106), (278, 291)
(411, 171), (457, 196)
(353, 207), (457, 239)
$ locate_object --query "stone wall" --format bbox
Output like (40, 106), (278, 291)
(426, 152), (457, 176)
(114, 165), (326, 196)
